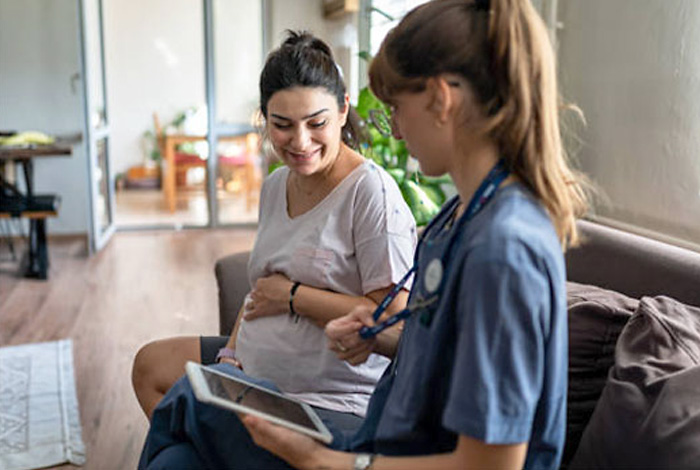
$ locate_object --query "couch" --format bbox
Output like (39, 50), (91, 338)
(214, 219), (700, 468)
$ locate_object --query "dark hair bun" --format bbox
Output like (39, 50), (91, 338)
(281, 30), (335, 61)
(259, 30), (365, 149)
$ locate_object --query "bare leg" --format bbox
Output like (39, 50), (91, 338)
(132, 336), (201, 420)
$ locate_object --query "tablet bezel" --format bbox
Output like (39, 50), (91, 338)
(185, 362), (333, 444)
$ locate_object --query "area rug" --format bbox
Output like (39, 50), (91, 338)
(0, 339), (86, 470)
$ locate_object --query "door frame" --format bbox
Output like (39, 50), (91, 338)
(78, 0), (115, 252)
(203, 0), (268, 228)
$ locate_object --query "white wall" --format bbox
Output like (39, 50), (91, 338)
(214, 0), (263, 126)
(102, 0), (354, 177)
(558, 0), (700, 246)
(103, 0), (205, 176)
(0, 0), (90, 235)
(267, 0), (360, 103)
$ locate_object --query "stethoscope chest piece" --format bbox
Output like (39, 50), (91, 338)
(424, 258), (443, 294)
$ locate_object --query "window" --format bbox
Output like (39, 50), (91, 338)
(368, 0), (430, 55)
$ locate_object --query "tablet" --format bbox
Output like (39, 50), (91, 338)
(185, 362), (333, 444)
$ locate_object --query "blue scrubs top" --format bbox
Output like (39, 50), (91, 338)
(350, 183), (568, 470)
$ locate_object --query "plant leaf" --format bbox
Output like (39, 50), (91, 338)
(401, 180), (441, 226)
(358, 51), (372, 63)
(356, 87), (388, 120)
(386, 168), (406, 185)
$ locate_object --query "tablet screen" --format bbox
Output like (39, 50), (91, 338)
(200, 367), (317, 431)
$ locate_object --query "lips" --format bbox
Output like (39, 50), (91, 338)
(285, 148), (322, 162)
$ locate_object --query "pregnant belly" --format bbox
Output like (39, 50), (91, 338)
(235, 315), (327, 394)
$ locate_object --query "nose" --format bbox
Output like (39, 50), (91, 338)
(290, 126), (311, 150)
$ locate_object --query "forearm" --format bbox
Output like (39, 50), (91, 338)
(306, 448), (461, 470)
(293, 285), (376, 326)
(372, 322), (401, 359)
(224, 305), (245, 350)
(306, 436), (526, 470)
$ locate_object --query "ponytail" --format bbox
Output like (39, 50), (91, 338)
(486, 0), (588, 247)
(369, 0), (588, 248)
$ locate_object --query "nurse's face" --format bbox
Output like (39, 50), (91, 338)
(389, 90), (450, 177)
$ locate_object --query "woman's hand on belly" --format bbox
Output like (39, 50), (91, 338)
(244, 273), (294, 321)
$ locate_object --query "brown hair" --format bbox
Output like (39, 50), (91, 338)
(260, 30), (366, 149)
(369, 0), (588, 248)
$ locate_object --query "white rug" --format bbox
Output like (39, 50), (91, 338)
(0, 339), (86, 470)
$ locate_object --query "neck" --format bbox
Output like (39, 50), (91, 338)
(292, 145), (345, 193)
(449, 136), (501, 208)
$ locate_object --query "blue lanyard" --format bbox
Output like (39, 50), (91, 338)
(359, 159), (510, 339)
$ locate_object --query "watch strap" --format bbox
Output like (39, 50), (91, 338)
(289, 281), (301, 323)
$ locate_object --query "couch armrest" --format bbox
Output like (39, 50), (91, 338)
(566, 220), (700, 307)
(215, 251), (251, 336)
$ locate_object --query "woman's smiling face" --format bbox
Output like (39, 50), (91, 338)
(266, 86), (348, 177)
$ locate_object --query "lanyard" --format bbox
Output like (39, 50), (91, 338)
(359, 159), (510, 339)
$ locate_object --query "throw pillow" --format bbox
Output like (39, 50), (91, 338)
(570, 296), (700, 468)
(562, 282), (638, 468)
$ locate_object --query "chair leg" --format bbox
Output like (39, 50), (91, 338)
(1, 219), (17, 261)
(25, 218), (49, 280)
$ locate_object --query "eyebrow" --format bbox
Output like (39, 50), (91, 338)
(270, 108), (329, 121)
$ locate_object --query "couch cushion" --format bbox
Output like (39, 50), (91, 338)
(562, 282), (638, 468)
(570, 296), (700, 468)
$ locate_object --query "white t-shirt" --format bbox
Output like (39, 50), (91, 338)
(236, 160), (416, 416)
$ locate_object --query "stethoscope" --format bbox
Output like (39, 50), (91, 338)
(359, 159), (510, 339)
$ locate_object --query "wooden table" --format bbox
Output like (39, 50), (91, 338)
(0, 144), (72, 189)
(161, 133), (255, 213)
(0, 143), (72, 278)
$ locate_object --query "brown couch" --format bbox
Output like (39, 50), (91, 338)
(214, 219), (700, 468)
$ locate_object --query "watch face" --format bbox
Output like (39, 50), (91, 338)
(354, 453), (373, 470)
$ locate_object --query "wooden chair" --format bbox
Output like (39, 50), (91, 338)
(218, 132), (260, 212)
(153, 113), (260, 212)
(153, 113), (206, 187)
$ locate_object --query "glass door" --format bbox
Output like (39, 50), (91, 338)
(205, 0), (265, 226)
(80, 0), (114, 252)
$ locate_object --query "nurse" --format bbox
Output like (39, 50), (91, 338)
(242, 0), (589, 469)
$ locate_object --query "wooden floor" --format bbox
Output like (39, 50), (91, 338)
(115, 186), (259, 228)
(0, 228), (256, 469)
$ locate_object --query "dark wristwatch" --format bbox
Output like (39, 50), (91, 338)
(354, 453), (375, 470)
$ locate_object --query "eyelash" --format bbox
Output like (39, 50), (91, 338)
(272, 120), (327, 130)
(309, 120), (327, 129)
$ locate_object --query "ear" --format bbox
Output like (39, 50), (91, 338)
(425, 76), (454, 126)
(339, 94), (350, 126)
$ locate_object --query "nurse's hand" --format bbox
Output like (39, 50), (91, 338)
(326, 306), (377, 366)
(244, 274), (292, 321)
(242, 415), (334, 470)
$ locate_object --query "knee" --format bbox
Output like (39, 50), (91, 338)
(132, 341), (162, 391)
